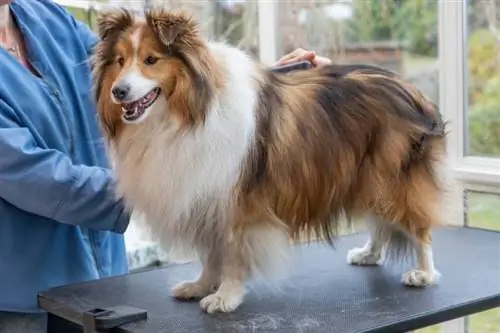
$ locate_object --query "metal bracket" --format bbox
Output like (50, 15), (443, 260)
(81, 306), (147, 333)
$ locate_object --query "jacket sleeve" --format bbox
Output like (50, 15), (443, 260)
(0, 100), (130, 233)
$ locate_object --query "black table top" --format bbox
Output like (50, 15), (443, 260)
(38, 227), (500, 333)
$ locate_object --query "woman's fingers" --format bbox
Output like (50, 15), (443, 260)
(311, 55), (332, 67)
(274, 48), (332, 67)
(275, 48), (315, 66)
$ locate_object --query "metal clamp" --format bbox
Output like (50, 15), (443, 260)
(82, 306), (147, 333)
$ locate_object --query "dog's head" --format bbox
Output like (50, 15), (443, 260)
(92, 8), (222, 138)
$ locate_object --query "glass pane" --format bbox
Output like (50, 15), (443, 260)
(66, 1), (260, 58)
(465, 191), (500, 333)
(64, 6), (98, 29)
(466, 191), (500, 230)
(277, 0), (439, 105)
(466, 0), (500, 157)
(153, 0), (260, 58)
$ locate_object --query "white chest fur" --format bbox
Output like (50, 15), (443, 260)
(112, 42), (259, 255)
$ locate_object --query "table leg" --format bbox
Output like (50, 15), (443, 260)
(46, 313), (83, 333)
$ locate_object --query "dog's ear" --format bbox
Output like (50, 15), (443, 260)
(146, 9), (199, 47)
(96, 8), (134, 40)
(145, 9), (222, 127)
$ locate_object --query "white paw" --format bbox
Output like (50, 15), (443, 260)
(171, 280), (218, 300)
(346, 247), (381, 266)
(200, 291), (243, 314)
(402, 269), (440, 287)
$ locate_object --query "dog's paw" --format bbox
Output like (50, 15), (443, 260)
(171, 280), (218, 300)
(402, 269), (440, 287)
(200, 291), (243, 314)
(346, 247), (381, 266)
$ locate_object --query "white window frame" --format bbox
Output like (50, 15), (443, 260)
(258, 1), (279, 66)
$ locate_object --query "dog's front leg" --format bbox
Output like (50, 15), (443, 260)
(171, 249), (221, 300)
(199, 236), (247, 313)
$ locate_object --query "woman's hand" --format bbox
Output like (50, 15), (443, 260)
(275, 48), (332, 67)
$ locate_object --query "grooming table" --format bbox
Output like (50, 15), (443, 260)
(38, 227), (500, 333)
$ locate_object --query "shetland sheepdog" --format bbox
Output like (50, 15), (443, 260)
(92, 8), (447, 314)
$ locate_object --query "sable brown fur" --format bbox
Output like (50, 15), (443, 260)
(238, 64), (446, 247)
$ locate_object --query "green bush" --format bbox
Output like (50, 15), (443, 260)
(395, 0), (437, 57)
(469, 76), (500, 156)
(347, 0), (438, 57)
(468, 29), (500, 100)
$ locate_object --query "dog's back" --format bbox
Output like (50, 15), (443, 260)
(237, 63), (446, 244)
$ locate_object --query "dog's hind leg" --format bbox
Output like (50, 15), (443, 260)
(347, 215), (439, 287)
(401, 227), (439, 287)
(346, 215), (388, 266)
(396, 162), (442, 287)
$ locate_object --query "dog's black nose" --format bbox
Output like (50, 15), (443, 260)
(112, 85), (130, 101)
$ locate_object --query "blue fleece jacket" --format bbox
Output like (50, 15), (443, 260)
(0, 0), (130, 312)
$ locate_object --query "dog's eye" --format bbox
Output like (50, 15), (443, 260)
(145, 56), (159, 65)
(117, 57), (125, 67)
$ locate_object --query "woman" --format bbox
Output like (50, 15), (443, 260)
(0, 0), (330, 331)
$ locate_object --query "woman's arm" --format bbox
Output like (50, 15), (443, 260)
(0, 100), (130, 233)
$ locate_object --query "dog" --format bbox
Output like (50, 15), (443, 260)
(92, 8), (447, 314)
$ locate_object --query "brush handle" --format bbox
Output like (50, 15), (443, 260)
(269, 60), (313, 74)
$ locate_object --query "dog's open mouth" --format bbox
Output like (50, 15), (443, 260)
(121, 87), (161, 121)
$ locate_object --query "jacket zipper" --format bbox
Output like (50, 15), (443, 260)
(30, 63), (75, 158)
(31, 63), (101, 276)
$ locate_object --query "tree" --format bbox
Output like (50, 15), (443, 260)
(347, 0), (437, 57)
